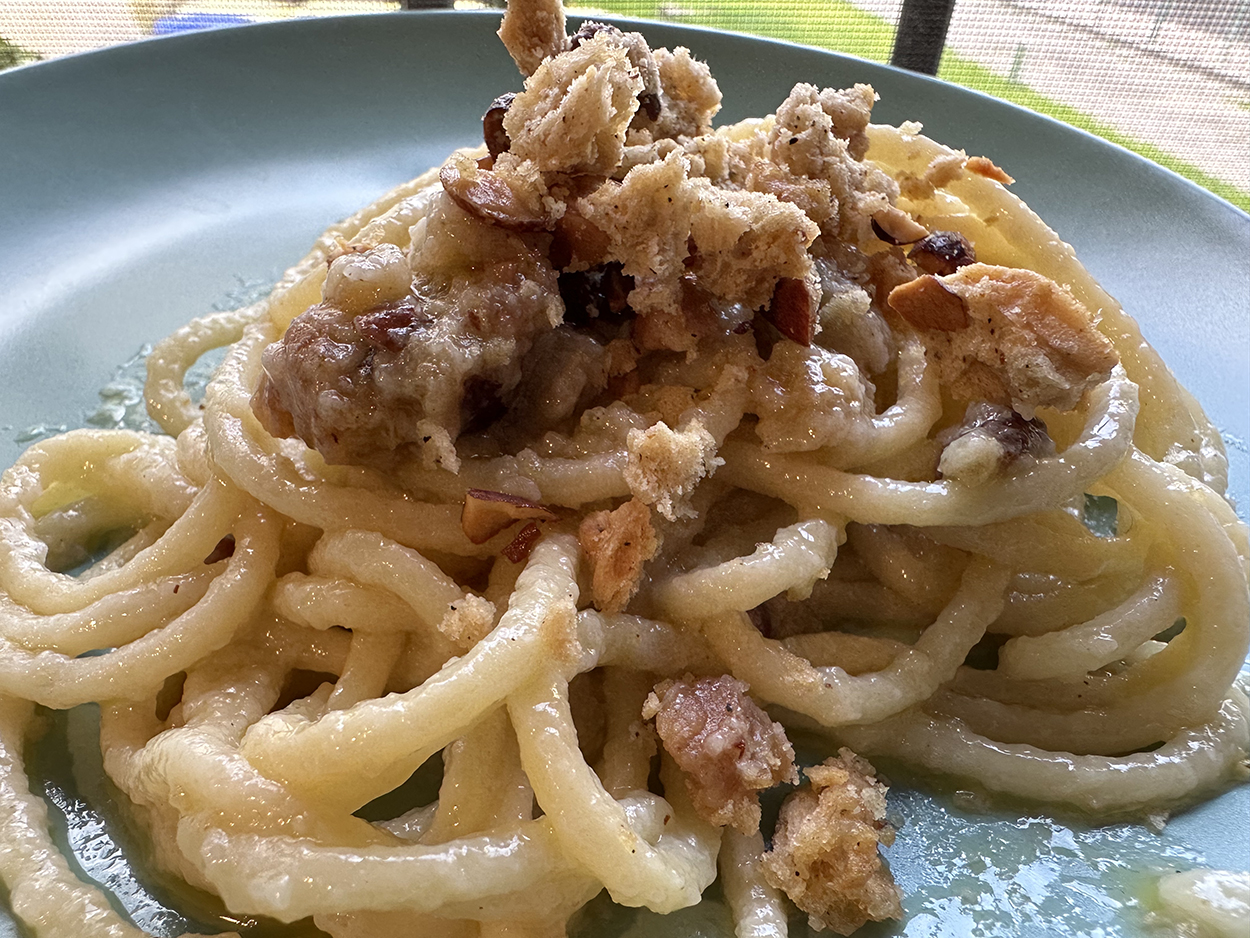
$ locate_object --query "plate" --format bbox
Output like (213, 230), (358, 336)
(0, 11), (1247, 937)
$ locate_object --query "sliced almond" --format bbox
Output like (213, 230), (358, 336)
(888, 275), (969, 331)
(764, 276), (819, 346)
(461, 489), (559, 544)
(483, 92), (516, 161)
(440, 154), (551, 232)
(870, 207), (929, 246)
(550, 201), (611, 270)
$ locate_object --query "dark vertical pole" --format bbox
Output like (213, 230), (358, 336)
(890, 0), (958, 75)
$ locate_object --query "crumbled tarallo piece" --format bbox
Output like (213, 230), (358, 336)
(688, 187), (820, 310)
(763, 749), (903, 935)
(760, 82), (900, 252)
(497, 0), (566, 76)
(624, 419), (722, 521)
(578, 497), (660, 612)
(503, 36), (642, 176)
(889, 263), (1119, 414)
(579, 149), (818, 350)
(438, 593), (497, 646)
(253, 1), (945, 488)
(643, 674), (798, 834)
(647, 46), (722, 139)
(966, 155), (1014, 185)
(896, 151), (967, 201)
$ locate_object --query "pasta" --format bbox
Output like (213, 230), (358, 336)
(0, 2), (1247, 935)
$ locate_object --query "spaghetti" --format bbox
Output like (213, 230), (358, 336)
(0, 2), (1246, 936)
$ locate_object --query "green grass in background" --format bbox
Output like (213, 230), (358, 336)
(938, 56), (1250, 211)
(0, 35), (40, 69)
(585, 0), (1250, 211)
(584, 0), (896, 62)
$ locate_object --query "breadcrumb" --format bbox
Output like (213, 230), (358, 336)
(889, 263), (1119, 414)
(624, 419), (722, 521)
(763, 749), (903, 935)
(498, 0), (566, 76)
(578, 498), (660, 613)
(503, 35), (642, 176)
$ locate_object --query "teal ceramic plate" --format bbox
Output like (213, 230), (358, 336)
(0, 12), (1247, 937)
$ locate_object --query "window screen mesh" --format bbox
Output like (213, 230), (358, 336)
(1, 0), (1246, 208)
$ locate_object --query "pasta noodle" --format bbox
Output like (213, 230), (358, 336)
(0, 2), (1247, 935)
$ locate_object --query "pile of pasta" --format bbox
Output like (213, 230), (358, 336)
(0, 78), (1248, 938)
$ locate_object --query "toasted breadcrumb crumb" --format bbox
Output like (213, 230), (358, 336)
(498, 0), (566, 76)
(966, 155), (1014, 185)
(624, 419), (722, 521)
(504, 36), (642, 176)
(438, 594), (497, 646)
(763, 749), (903, 935)
(890, 263), (1119, 414)
(578, 497), (660, 613)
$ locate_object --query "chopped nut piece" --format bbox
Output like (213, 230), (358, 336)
(765, 276), (820, 347)
(439, 153), (552, 232)
(870, 207), (928, 246)
(483, 92), (517, 160)
(502, 522), (544, 564)
(908, 230), (976, 276)
(461, 490), (552, 542)
(643, 675), (798, 834)
(887, 275), (968, 331)
(763, 750), (902, 935)
(966, 155), (1014, 185)
(937, 401), (1055, 484)
(461, 489), (560, 545)
(922, 264), (1120, 413)
(578, 497), (659, 612)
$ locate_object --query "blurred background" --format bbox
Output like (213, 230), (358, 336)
(0, 0), (1246, 210)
